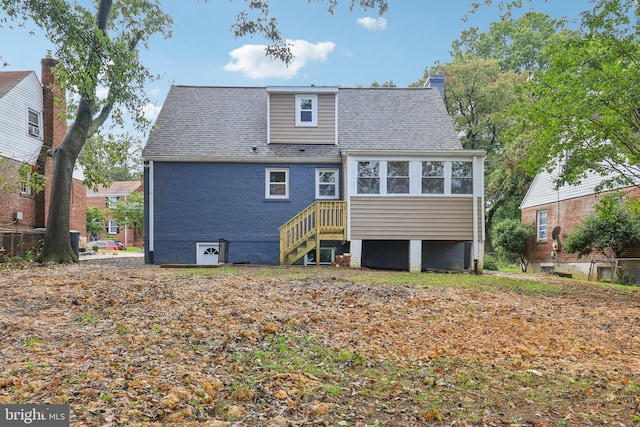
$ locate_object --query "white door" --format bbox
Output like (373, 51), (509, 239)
(196, 243), (219, 265)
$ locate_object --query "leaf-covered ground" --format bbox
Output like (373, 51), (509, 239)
(1, 259), (640, 426)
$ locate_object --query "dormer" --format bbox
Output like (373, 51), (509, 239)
(266, 86), (338, 145)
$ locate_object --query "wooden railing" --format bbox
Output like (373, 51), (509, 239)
(279, 201), (346, 264)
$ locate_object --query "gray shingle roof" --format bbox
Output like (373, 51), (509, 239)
(142, 86), (463, 162)
(0, 71), (33, 100)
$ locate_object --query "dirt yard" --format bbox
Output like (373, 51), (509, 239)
(1, 258), (639, 426)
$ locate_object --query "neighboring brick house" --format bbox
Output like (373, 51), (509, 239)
(520, 168), (640, 282)
(86, 179), (143, 247)
(143, 79), (486, 271)
(0, 55), (86, 255)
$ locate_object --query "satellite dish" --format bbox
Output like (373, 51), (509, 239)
(552, 226), (561, 240)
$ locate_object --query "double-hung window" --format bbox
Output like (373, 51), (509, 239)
(20, 170), (32, 196)
(27, 108), (41, 138)
(295, 94), (317, 126)
(451, 161), (473, 194)
(316, 168), (339, 199)
(106, 196), (119, 208)
(107, 220), (119, 234)
(421, 161), (445, 194)
(387, 161), (409, 194)
(537, 210), (548, 241)
(266, 168), (289, 199)
(357, 161), (380, 194)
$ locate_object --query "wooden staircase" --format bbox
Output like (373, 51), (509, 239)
(279, 201), (347, 265)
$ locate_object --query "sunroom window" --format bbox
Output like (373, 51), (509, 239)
(387, 161), (409, 194)
(357, 161), (380, 194)
(451, 161), (473, 194)
(421, 161), (445, 194)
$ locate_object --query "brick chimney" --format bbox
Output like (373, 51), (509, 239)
(37, 52), (69, 228)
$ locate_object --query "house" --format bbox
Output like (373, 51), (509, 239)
(520, 168), (640, 281)
(0, 55), (86, 256)
(142, 78), (486, 272)
(86, 178), (144, 247)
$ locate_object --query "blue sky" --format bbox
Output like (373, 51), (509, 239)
(0, 0), (594, 128)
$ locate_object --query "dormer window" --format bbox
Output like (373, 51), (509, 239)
(27, 108), (41, 138)
(295, 94), (317, 127)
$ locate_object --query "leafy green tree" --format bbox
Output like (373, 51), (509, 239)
(491, 218), (534, 271)
(504, 0), (640, 191)
(454, 11), (568, 72)
(80, 133), (143, 186)
(563, 195), (640, 260)
(1, 0), (172, 263)
(412, 12), (569, 248)
(110, 192), (143, 242)
(369, 80), (396, 87)
(0, 0), (388, 264)
(86, 205), (106, 237)
(416, 57), (529, 244)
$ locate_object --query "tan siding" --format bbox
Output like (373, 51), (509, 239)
(350, 196), (477, 240)
(269, 93), (335, 144)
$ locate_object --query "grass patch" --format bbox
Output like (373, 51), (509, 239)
(228, 333), (640, 425)
(177, 265), (565, 297)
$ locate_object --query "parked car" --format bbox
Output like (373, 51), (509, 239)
(90, 240), (125, 251)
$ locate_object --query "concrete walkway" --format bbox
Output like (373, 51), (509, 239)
(79, 250), (144, 261)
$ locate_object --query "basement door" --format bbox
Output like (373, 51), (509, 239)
(196, 243), (219, 265)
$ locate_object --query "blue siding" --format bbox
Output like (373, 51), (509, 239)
(147, 162), (340, 265)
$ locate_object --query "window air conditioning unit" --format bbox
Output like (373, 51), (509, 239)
(28, 124), (40, 136)
(14, 211), (23, 221)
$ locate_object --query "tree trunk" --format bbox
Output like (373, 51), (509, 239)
(40, 147), (77, 263)
(39, 101), (92, 264)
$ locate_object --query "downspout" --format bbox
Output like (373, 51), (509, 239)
(124, 194), (128, 246)
(148, 160), (154, 257)
(472, 156), (479, 274)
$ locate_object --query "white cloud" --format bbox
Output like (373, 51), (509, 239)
(96, 86), (109, 100)
(141, 103), (162, 120)
(148, 86), (160, 96)
(224, 39), (336, 80)
(357, 17), (387, 31)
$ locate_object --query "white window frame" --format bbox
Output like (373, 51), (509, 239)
(315, 168), (339, 199)
(351, 158), (476, 197)
(356, 161), (380, 195)
(106, 196), (119, 208)
(387, 161), (410, 194)
(295, 94), (317, 127)
(421, 160), (445, 195)
(450, 161), (473, 195)
(537, 210), (548, 241)
(107, 220), (119, 235)
(304, 247), (336, 265)
(265, 168), (289, 199)
(27, 107), (42, 138)
(21, 170), (32, 196)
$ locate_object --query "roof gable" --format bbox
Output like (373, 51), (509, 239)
(0, 71), (34, 100)
(520, 167), (640, 210)
(143, 86), (463, 162)
(87, 180), (142, 197)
